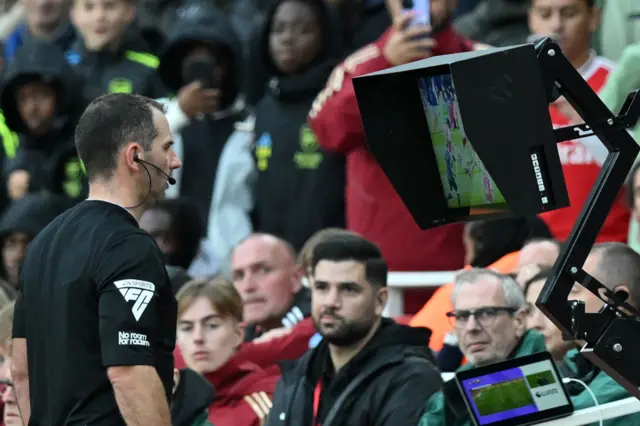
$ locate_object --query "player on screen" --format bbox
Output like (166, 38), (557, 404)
(445, 145), (460, 206)
(484, 173), (494, 202)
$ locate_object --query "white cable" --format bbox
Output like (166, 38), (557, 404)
(563, 377), (603, 426)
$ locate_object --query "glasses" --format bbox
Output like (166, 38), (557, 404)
(446, 307), (517, 329)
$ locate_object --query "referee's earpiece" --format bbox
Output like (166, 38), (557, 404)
(133, 152), (140, 162)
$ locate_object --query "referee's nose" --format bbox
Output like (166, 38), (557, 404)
(169, 147), (182, 171)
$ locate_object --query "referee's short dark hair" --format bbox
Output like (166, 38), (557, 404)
(75, 93), (166, 181)
(311, 233), (388, 288)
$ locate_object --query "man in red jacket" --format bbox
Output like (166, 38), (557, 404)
(308, 0), (475, 314)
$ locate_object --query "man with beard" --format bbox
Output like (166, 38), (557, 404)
(264, 233), (442, 426)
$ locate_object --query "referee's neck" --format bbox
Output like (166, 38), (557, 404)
(87, 184), (143, 222)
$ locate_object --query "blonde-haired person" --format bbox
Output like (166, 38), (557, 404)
(176, 277), (280, 426)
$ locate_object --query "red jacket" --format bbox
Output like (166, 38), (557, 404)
(174, 318), (317, 371)
(309, 25), (473, 313)
(204, 357), (279, 426)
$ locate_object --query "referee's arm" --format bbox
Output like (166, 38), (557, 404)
(96, 234), (171, 426)
(11, 288), (30, 424)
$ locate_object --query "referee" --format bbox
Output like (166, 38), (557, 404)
(11, 93), (182, 425)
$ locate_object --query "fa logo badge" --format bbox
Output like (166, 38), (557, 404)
(108, 78), (133, 94)
(114, 279), (155, 321)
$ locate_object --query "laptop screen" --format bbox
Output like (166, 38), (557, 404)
(456, 352), (573, 426)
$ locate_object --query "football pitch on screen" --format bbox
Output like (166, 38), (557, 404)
(430, 126), (503, 208)
(472, 378), (535, 417)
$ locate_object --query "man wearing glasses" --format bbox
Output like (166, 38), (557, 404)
(418, 268), (547, 426)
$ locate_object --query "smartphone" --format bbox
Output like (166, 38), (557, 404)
(403, 0), (430, 27)
(184, 56), (217, 90)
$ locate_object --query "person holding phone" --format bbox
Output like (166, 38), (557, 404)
(308, 0), (475, 315)
(156, 5), (255, 270)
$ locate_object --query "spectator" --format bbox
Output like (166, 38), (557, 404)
(0, 113), (19, 214)
(599, 43), (640, 135)
(529, 0), (629, 243)
(517, 237), (561, 269)
(515, 238), (561, 284)
(157, 5), (254, 254)
(523, 267), (573, 361)
(558, 243), (640, 422)
(66, 0), (165, 99)
(0, 301), (14, 364)
(0, 40), (88, 201)
(136, 0), (212, 43)
(598, 0), (640, 62)
(463, 217), (552, 267)
(176, 277), (279, 426)
(166, 265), (193, 295)
(411, 219), (554, 356)
(3, 0), (75, 62)
(265, 233), (442, 426)
(0, 194), (70, 287)
(309, 0), (475, 314)
(418, 269), (546, 425)
(331, 0), (392, 54)
(140, 197), (220, 278)
(231, 233), (309, 339)
(0, 357), (23, 426)
(454, 0), (530, 47)
(252, 0), (346, 251)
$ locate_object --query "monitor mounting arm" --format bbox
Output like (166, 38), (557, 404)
(534, 38), (640, 399)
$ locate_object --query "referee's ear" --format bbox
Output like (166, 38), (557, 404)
(124, 144), (143, 170)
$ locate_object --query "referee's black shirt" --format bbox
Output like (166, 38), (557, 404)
(13, 200), (177, 425)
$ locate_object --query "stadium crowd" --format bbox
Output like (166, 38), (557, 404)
(0, 0), (636, 424)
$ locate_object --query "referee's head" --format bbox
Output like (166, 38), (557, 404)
(74, 93), (181, 210)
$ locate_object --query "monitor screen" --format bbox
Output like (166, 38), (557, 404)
(459, 359), (569, 425)
(418, 74), (507, 210)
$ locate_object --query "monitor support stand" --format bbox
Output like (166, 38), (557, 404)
(534, 37), (640, 399)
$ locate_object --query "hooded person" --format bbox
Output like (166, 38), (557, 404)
(251, 0), (346, 252)
(0, 39), (88, 202)
(0, 193), (72, 287)
(157, 5), (255, 272)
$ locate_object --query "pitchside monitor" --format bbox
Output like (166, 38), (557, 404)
(353, 44), (569, 229)
(455, 352), (573, 426)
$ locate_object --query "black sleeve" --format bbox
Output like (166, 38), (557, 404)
(95, 233), (166, 368)
(12, 287), (26, 339)
(375, 358), (444, 426)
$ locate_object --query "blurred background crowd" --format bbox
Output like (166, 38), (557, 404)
(0, 0), (637, 424)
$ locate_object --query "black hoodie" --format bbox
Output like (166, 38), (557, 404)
(65, 24), (165, 100)
(252, 0), (346, 252)
(157, 5), (249, 227)
(0, 193), (72, 282)
(0, 40), (88, 200)
(265, 318), (442, 426)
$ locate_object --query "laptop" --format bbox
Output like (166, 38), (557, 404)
(455, 351), (574, 426)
